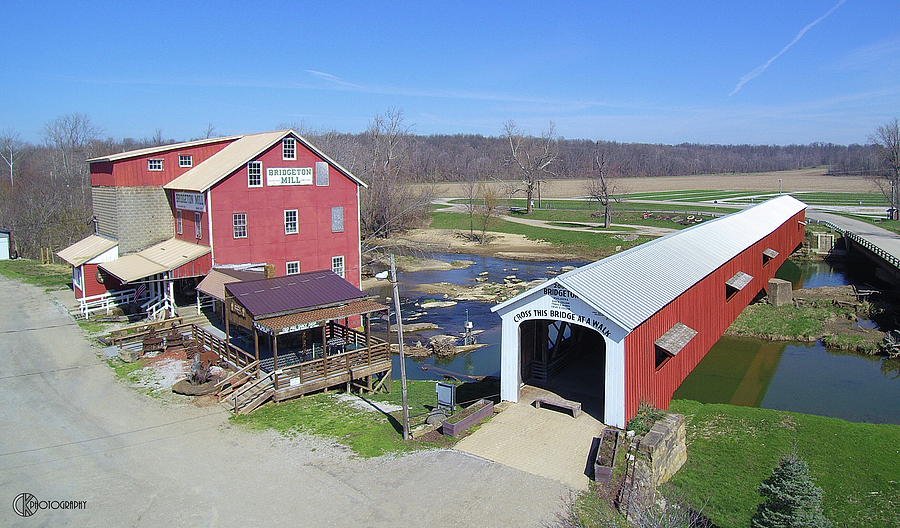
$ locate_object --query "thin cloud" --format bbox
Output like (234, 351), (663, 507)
(730, 0), (846, 96)
(304, 69), (363, 89)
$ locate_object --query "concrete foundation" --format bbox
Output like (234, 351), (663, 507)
(766, 278), (793, 307)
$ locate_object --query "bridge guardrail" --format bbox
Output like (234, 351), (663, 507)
(812, 219), (900, 270)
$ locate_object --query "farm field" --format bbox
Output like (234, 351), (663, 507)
(427, 168), (878, 198)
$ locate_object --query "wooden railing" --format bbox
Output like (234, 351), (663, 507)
(275, 342), (391, 390)
(192, 324), (256, 368)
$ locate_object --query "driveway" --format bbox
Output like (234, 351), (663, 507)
(0, 278), (567, 527)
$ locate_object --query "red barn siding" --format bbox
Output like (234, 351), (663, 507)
(78, 263), (125, 298)
(209, 137), (361, 287)
(91, 140), (235, 187)
(623, 210), (806, 421)
(173, 206), (211, 247)
(172, 253), (213, 279)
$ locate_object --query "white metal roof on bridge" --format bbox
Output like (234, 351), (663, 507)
(493, 195), (807, 332)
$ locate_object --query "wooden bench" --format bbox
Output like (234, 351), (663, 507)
(533, 396), (581, 418)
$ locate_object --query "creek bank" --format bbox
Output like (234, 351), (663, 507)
(727, 285), (887, 354)
(417, 278), (546, 304)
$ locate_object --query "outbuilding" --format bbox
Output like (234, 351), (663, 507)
(0, 229), (12, 260)
(491, 196), (807, 428)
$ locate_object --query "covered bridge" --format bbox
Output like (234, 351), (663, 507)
(492, 196), (807, 428)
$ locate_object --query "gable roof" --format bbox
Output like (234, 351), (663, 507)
(493, 195), (807, 332)
(163, 129), (366, 192)
(196, 268), (265, 302)
(86, 136), (240, 163)
(226, 270), (366, 319)
(57, 235), (118, 266)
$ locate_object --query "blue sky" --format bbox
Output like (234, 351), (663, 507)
(2, 1), (898, 144)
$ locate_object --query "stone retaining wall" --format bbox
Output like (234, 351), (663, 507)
(634, 413), (687, 487)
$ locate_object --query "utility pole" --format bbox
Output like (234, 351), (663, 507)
(388, 255), (411, 440)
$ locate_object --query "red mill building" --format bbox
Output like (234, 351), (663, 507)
(57, 130), (365, 318)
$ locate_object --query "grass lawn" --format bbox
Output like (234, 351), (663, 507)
(0, 259), (71, 290)
(448, 198), (736, 214)
(231, 380), (455, 458)
(839, 213), (900, 235)
(431, 211), (652, 256)
(666, 400), (900, 528)
(515, 209), (716, 230)
(726, 302), (856, 341)
(108, 358), (146, 383)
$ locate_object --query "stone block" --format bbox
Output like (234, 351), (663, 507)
(766, 278), (793, 307)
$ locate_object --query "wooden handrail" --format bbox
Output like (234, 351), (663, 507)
(215, 360), (259, 390)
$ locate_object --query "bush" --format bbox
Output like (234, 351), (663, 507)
(751, 453), (831, 528)
(628, 402), (665, 436)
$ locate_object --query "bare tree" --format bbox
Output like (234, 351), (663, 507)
(43, 113), (100, 210)
(585, 150), (620, 228)
(504, 121), (560, 214)
(478, 184), (501, 243)
(871, 118), (900, 220)
(203, 123), (217, 139)
(0, 130), (26, 187)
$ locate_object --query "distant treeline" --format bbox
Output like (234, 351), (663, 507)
(303, 131), (880, 182)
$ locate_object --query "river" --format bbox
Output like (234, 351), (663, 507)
(366, 254), (899, 424)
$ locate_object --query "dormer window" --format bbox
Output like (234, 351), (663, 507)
(282, 138), (296, 160)
(148, 159), (163, 171)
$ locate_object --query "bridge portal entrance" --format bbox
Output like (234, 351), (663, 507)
(519, 319), (606, 419)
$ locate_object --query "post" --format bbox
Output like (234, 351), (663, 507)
(167, 272), (176, 318)
(224, 294), (231, 349)
(273, 333), (279, 388)
(364, 313), (372, 364)
(389, 254), (411, 441)
(253, 327), (260, 363)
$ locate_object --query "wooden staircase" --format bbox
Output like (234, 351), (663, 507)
(220, 367), (274, 414)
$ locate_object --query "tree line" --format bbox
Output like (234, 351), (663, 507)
(0, 111), (889, 259)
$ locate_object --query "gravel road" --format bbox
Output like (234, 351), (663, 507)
(0, 277), (567, 527)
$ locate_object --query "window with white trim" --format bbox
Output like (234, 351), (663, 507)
(73, 266), (83, 289)
(148, 159), (163, 171)
(194, 212), (202, 239)
(176, 210), (183, 234)
(233, 213), (247, 238)
(282, 137), (296, 160)
(331, 256), (345, 278)
(286, 261), (300, 275)
(247, 161), (262, 187)
(178, 155), (193, 167)
(315, 161), (329, 186)
(284, 209), (298, 235)
(331, 206), (344, 233)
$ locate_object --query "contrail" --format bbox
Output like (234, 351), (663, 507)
(730, 0), (846, 96)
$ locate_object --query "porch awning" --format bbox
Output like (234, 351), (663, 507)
(725, 271), (754, 291)
(100, 238), (210, 283)
(197, 268), (265, 302)
(655, 322), (697, 357)
(57, 235), (117, 267)
(254, 298), (387, 335)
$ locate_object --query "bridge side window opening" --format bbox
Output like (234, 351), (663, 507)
(194, 212), (202, 239)
(233, 213), (248, 239)
(282, 138), (296, 160)
(332, 255), (345, 278)
(654, 322), (697, 370)
(762, 248), (779, 267)
(178, 154), (193, 168)
(286, 260), (300, 275)
(176, 210), (183, 235)
(247, 161), (262, 188)
(284, 209), (298, 235)
(725, 271), (753, 302)
(148, 159), (163, 171)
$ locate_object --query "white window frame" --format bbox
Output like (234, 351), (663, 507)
(247, 161), (262, 188)
(176, 210), (183, 235)
(178, 154), (193, 168)
(284, 209), (298, 235)
(286, 261), (300, 275)
(233, 212), (247, 239)
(194, 212), (202, 239)
(148, 159), (164, 171)
(282, 137), (296, 160)
(331, 206), (345, 233)
(331, 255), (345, 278)
(73, 266), (83, 289)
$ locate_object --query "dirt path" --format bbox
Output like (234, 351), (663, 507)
(0, 278), (567, 527)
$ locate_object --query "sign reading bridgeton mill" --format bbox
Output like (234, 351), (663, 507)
(266, 167), (313, 186)
(174, 191), (206, 212)
(509, 284), (621, 339)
